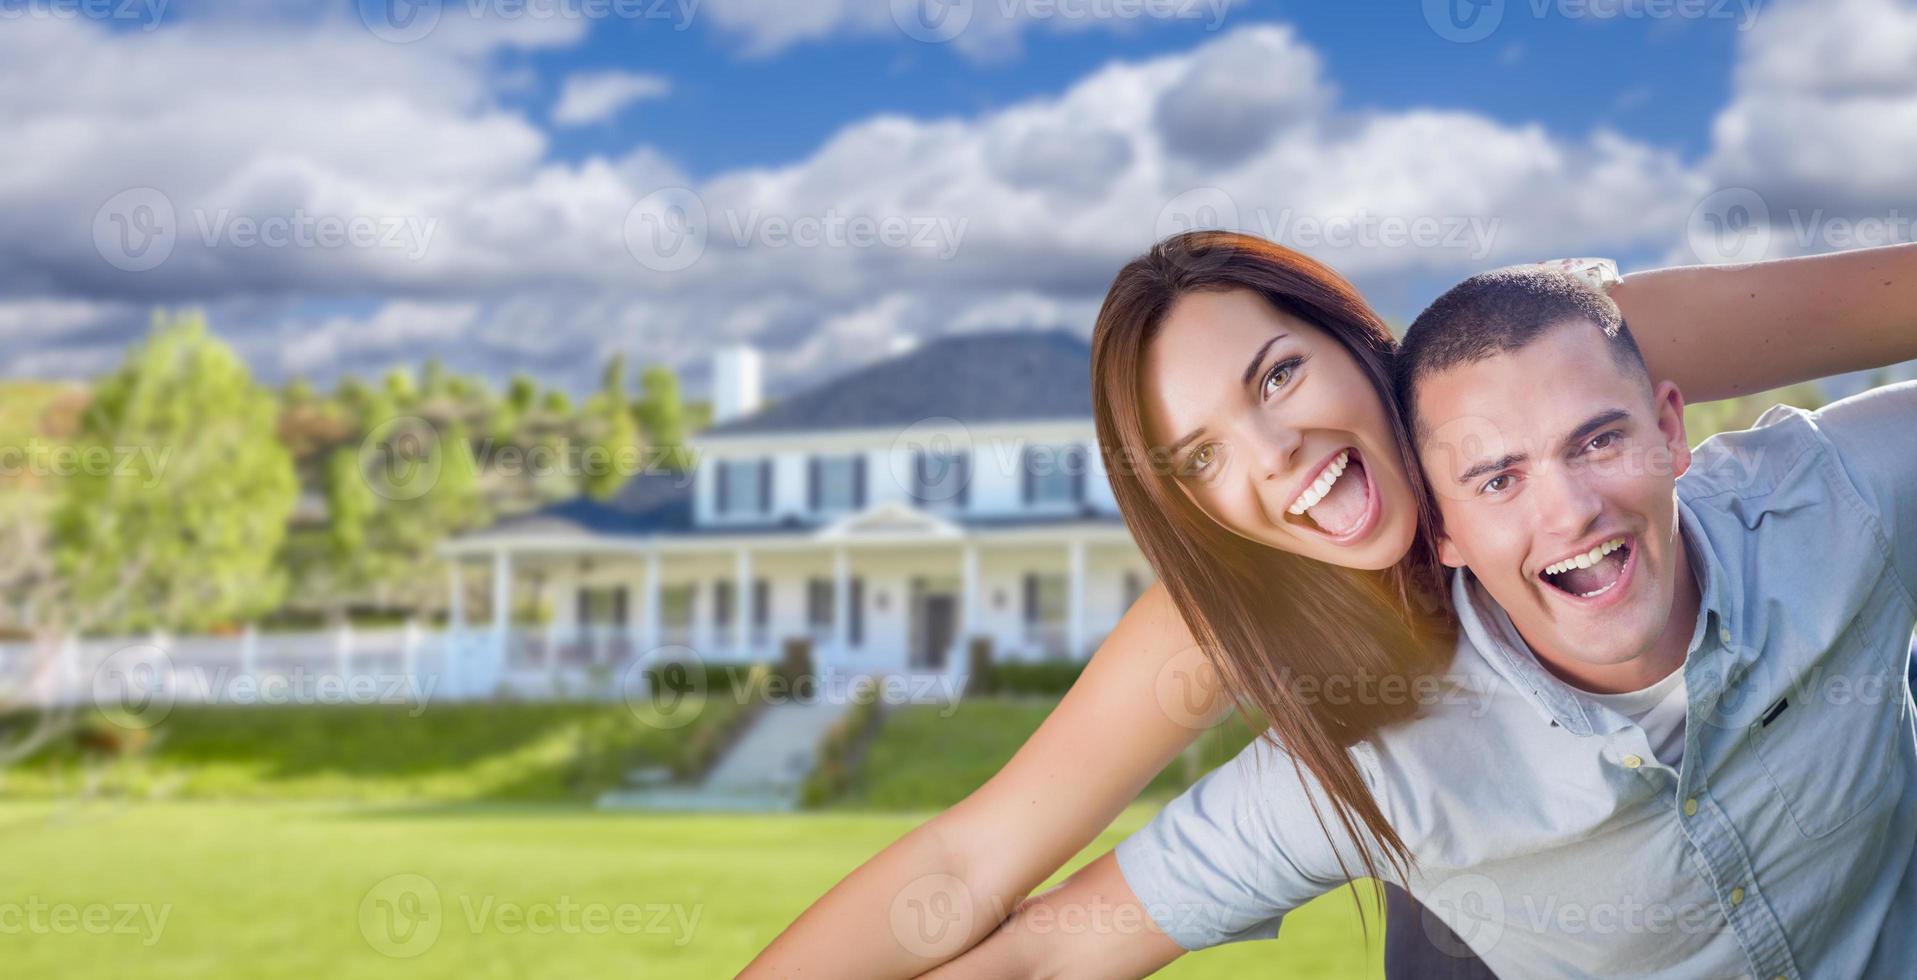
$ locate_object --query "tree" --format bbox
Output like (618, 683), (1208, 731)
(635, 365), (691, 472)
(52, 310), (298, 633)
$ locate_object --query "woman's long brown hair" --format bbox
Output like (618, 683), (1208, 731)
(1092, 230), (1456, 888)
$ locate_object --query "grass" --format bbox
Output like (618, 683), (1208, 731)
(0, 700), (745, 803)
(842, 697), (1262, 809)
(0, 799), (1383, 979)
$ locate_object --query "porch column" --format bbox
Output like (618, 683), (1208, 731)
(960, 543), (980, 637)
(833, 546), (851, 659)
(735, 547), (753, 659)
(642, 549), (662, 650)
(1066, 538), (1086, 661)
(447, 560), (466, 633)
(492, 549), (512, 675)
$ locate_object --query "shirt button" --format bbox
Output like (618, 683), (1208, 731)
(1623, 754), (1643, 769)
(1730, 887), (1745, 905)
(1718, 627), (1732, 643)
(1684, 797), (1699, 817)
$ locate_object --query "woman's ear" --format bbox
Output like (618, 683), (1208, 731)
(1652, 379), (1692, 478)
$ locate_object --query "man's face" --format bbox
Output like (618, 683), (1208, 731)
(1414, 320), (1693, 685)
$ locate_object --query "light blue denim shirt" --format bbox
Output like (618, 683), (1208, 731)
(1115, 383), (1917, 979)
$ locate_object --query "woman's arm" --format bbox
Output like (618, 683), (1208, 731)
(741, 580), (1232, 978)
(1616, 243), (1917, 401)
(916, 852), (1185, 980)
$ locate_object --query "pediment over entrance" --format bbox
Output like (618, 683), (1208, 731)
(814, 501), (963, 541)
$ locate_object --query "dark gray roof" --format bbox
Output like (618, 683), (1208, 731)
(705, 329), (1094, 437)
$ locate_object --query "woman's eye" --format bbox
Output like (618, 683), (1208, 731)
(1183, 444), (1215, 476)
(1261, 356), (1303, 399)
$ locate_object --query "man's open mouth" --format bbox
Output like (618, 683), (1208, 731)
(1538, 535), (1633, 600)
(1283, 447), (1377, 540)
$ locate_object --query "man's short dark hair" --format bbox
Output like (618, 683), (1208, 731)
(1395, 267), (1649, 438)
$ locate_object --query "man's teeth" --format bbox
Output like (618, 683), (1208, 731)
(1286, 450), (1351, 516)
(1542, 537), (1626, 577)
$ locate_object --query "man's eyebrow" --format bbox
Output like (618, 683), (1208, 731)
(1165, 332), (1292, 458)
(1457, 452), (1527, 485)
(1562, 409), (1632, 451)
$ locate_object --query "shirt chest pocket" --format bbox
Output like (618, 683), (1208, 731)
(1747, 616), (1909, 840)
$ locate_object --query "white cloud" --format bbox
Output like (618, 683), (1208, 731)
(551, 70), (672, 126)
(699, 0), (1242, 61)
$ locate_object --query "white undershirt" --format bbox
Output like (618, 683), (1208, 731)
(1582, 667), (1689, 767)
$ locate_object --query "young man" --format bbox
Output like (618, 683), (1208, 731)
(923, 269), (1917, 978)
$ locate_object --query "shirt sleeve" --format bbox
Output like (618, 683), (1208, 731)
(1113, 735), (1363, 951)
(1804, 379), (1917, 601)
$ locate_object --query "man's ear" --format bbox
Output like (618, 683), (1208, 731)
(1436, 531), (1467, 569)
(1651, 379), (1691, 478)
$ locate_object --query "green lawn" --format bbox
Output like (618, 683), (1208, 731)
(0, 799), (1383, 979)
(0, 700), (745, 802)
(844, 698), (1262, 809)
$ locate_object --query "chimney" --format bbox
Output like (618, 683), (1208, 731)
(711, 344), (763, 424)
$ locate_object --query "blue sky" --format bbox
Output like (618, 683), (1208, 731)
(4, 0), (1907, 397)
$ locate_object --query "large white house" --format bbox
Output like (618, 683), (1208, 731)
(439, 330), (1155, 692)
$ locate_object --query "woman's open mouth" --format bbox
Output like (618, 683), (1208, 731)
(1282, 447), (1381, 544)
(1537, 535), (1637, 608)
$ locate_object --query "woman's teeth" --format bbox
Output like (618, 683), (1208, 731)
(1542, 536), (1626, 577)
(1286, 450), (1350, 516)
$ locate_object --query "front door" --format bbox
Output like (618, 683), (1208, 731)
(918, 594), (957, 670)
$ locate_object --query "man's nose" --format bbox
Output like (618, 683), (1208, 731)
(1535, 465), (1605, 540)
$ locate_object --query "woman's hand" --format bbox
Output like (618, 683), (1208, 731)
(741, 580), (1233, 978)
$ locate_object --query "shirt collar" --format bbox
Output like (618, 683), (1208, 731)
(1449, 499), (1730, 736)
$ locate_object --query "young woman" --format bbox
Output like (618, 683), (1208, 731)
(744, 233), (1917, 978)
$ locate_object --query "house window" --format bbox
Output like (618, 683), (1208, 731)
(576, 586), (628, 627)
(751, 579), (770, 645)
(660, 585), (694, 644)
(1022, 573), (1067, 658)
(912, 449), (969, 507)
(715, 458), (771, 516)
(1022, 444), (1086, 506)
(809, 455), (865, 512)
(850, 576), (865, 648)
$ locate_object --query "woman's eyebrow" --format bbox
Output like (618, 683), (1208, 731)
(1241, 333), (1290, 384)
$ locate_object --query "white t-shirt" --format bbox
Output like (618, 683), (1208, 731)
(1582, 667), (1688, 767)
